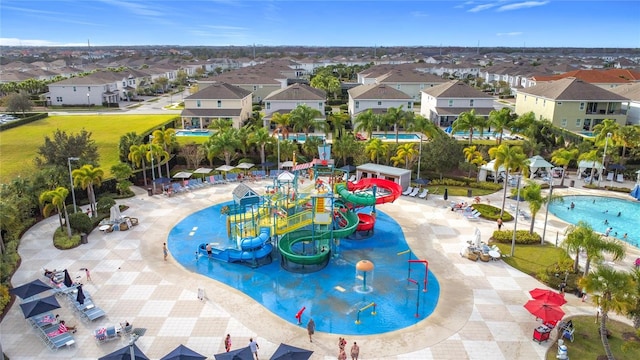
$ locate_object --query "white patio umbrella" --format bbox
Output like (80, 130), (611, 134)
(109, 205), (123, 223)
(280, 161), (294, 169)
(172, 171), (193, 179)
(193, 167), (213, 174)
(215, 165), (235, 172)
(235, 162), (255, 170)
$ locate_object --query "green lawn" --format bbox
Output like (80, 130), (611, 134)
(0, 114), (177, 183)
(545, 316), (640, 360)
(493, 243), (570, 277)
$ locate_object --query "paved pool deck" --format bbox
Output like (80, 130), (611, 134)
(1, 179), (638, 360)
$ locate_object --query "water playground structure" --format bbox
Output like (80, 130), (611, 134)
(197, 160), (403, 272)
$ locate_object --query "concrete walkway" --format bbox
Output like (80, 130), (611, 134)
(1, 179), (637, 360)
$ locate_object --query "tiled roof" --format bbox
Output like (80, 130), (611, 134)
(207, 72), (281, 85)
(378, 69), (445, 83)
(264, 83), (325, 101)
(186, 82), (252, 100)
(607, 83), (640, 101)
(348, 83), (411, 100)
(421, 80), (493, 98)
(517, 77), (629, 101)
(603, 69), (640, 81)
(533, 69), (632, 84)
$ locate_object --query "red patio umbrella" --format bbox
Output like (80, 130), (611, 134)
(529, 288), (567, 306)
(524, 300), (565, 324)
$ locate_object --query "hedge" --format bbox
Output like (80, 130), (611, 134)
(491, 230), (541, 244)
(473, 204), (514, 221)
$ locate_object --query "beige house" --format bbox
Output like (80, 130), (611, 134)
(181, 82), (252, 129)
(515, 77), (629, 132)
(348, 83), (413, 117)
(199, 73), (282, 104)
(420, 80), (494, 127)
(263, 83), (326, 129)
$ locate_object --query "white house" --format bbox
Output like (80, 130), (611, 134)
(348, 83), (413, 117)
(262, 83), (326, 129)
(181, 82), (253, 129)
(420, 80), (494, 127)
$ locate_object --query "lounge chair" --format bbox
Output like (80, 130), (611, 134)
(606, 172), (614, 181)
(418, 189), (429, 199)
(348, 175), (356, 182)
(408, 187), (420, 197)
(616, 174), (624, 182)
(465, 210), (481, 220)
(402, 186), (414, 196)
(94, 326), (119, 344)
(519, 211), (531, 220)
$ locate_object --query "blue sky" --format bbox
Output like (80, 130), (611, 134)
(1, 1), (638, 48)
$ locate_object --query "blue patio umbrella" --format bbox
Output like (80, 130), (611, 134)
(10, 279), (51, 300)
(214, 346), (254, 360)
(259, 161), (275, 168)
(63, 269), (73, 287)
(339, 165), (357, 173)
(20, 295), (60, 318)
(160, 344), (206, 360)
(99, 343), (149, 360)
(270, 343), (313, 360)
(76, 284), (86, 305)
(154, 177), (172, 185)
(631, 184), (640, 201)
(414, 178), (430, 186)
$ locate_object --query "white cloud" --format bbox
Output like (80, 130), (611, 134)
(468, 3), (498, 13)
(497, 1), (549, 12)
(0, 38), (86, 47)
(98, 0), (164, 17)
(411, 11), (429, 18)
(496, 32), (523, 36)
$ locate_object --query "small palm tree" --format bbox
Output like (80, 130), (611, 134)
(578, 149), (601, 185)
(518, 180), (544, 234)
(488, 107), (516, 145)
(72, 165), (104, 217)
(488, 144), (529, 218)
(551, 148), (579, 187)
(453, 109), (486, 145)
(354, 109), (378, 139)
(128, 144), (148, 186)
(564, 221), (625, 276)
(271, 112), (291, 139)
(40, 187), (72, 237)
(248, 127), (273, 165)
(579, 266), (634, 360)
(365, 138), (388, 164)
(151, 128), (177, 177)
(391, 143), (418, 169)
(463, 145), (485, 180)
(289, 104), (324, 138)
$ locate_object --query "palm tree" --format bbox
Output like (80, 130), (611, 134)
(408, 114), (441, 140)
(452, 109), (486, 144)
(289, 104), (324, 138)
(333, 133), (360, 166)
(391, 143), (418, 169)
(236, 126), (253, 158)
(488, 107), (516, 145)
(119, 132), (142, 163)
(328, 112), (350, 139)
(550, 148), (579, 187)
(593, 119), (620, 146)
(626, 268), (640, 330)
(209, 119), (233, 132)
(578, 149), (600, 185)
(207, 128), (241, 166)
(519, 180), (544, 234)
(0, 201), (17, 255)
(271, 112), (292, 139)
(365, 138), (388, 164)
(463, 145), (485, 180)
(248, 127), (273, 165)
(384, 106), (411, 144)
(488, 144), (529, 218)
(579, 266), (634, 360)
(146, 143), (168, 179)
(151, 128), (177, 177)
(72, 165), (104, 217)
(615, 125), (640, 162)
(354, 109), (379, 139)
(564, 221), (626, 276)
(39, 187), (72, 237)
(128, 144), (148, 186)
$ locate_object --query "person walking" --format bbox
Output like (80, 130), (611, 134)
(80, 267), (92, 282)
(496, 218), (503, 230)
(338, 337), (346, 351)
(249, 338), (259, 360)
(350, 342), (360, 360)
(338, 348), (347, 360)
(306, 318), (315, 342)
(224, 334), (231, 352)
(163, 243), (168, 261)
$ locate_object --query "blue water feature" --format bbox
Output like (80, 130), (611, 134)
(277, 134), (325, 143)
(371, 133), (421, 140)
(175, 129), (213, 137)
(168, 201), (440, 335)
(549, 195), (640, 247)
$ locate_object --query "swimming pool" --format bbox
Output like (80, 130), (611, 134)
(175, 129), (213, 137)
(278, 134), (326, 143)
(168, 201), (440, 335)
(371, 133), (421, 140)
(549, 195), (640, 247)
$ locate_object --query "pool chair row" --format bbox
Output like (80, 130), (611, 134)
(401, 187), (429, 199)
(64, 288), (106, 322)
(28, 312), (75, 351)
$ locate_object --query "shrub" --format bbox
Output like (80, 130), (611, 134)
(0, 284), (10, 317)
(68, 212), (93, 234)
(473, 204), (514, 221)
(339, 104), (348, 111)
(491, 230), (541, 244)
(97, 196), (116, 214)
(604, 185), (632, 193)
(53, 227), (81, 249)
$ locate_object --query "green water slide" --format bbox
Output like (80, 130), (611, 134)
(278, 210), (359, 265)
(334, 183), (376, 207)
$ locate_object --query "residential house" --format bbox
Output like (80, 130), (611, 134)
(608, 82), (640, 125)
(347, 83), (413, 118)
(515, 77), (629, 132)
(180, 82), (252, 129)
(420, 80), (494, 127)
(262, 83), (326, 129)
(526, 69), (632, 90)
(199, 73), (282, 104)
(47, 71), (124, 106)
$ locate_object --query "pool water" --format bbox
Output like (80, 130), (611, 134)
(175, 130), (213, 137)
(371, 133), (421, 140)
(278, 134), (325, 143)
(549, 195), (640, 247)
(168, 201), (440, 335)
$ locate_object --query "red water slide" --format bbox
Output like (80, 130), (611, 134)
(346, 178), (403, 204)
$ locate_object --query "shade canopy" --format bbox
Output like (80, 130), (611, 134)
(414, 178), (430, 185)
(578, 160), (603, 171)
(270, 343), (313, 360)
(153, 177), (172, 184)
(160, 344), (207, 360)
(110, 205), (123, 224)
(99, 343), (149, 360)
(10, 279), (51, 300)
(214, 346), (254, 360)
(277, 171), (295, 182)
(280, 161), (294, 169)
(236, 163), (255, 170)
(527, 155), (554, 178)
(20, 295), (60, 318)
(339, 165), (357, 173)
(524, 299), (565, 324)
(529, 288), (567, 306)
(481, 159), (506, 173)
(193, 167), (213, 174)
(173, 171), (193, 179)
(215, 165), (236, 172)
